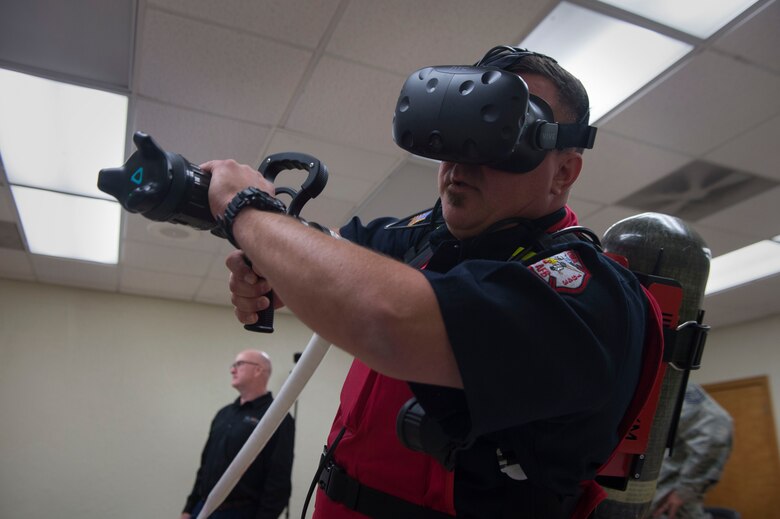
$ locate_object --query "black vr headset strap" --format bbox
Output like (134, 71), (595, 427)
(530, 95), (597, 151)
(477, 47), (598, 152)
(539, 121), (598, 150)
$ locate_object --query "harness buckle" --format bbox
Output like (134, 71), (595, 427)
(317, 458), (360, 510)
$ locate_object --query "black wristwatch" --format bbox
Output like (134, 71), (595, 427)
(217, 187), (287, 247)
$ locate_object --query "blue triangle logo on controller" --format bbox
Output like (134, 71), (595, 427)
(131, 167), (144, 185)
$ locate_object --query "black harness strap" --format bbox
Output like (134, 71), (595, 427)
(317, 459), (456, 519)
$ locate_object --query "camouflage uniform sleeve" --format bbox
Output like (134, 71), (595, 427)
(672, 383), (734, 502)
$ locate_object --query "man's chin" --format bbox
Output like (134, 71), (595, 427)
(443, 189), (468, 208)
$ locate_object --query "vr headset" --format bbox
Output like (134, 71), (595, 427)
(392, 47), (597, 173)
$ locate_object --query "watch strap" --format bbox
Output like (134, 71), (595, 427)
(216, 187), (287, 247)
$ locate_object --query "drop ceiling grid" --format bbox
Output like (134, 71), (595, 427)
(120, 240), (215, 277)
(697, 185), (780, 238)
(146, 0), (343, 49)
(602, 50), (780, 156)
(120, 266), (205, 300)
(31, 255), (119, 292)
(137, 8), (313, 125)
(355, 161), (440, 222)
(712, 0), (780, 75)
(132, 98), (273, 167)
(704, 113), (780, 181)
(0, 0), (778, 327)
(123, 216), (225, 254)
(266, 130), (402, 187)
(325, 0), (555, 75)
(573, 131), (692, 204)
(284, 55), (408, 157)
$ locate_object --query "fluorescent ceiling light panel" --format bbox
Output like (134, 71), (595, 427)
(520, 2), (693, 122)
(11, 185), (121, 264)
(598, 0), (760, 39)
(0, 68), (128, 199)
(705, 237), (780, 295)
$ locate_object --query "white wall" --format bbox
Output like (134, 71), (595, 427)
(1, 278), (779, 518)
(0, 279), (352, 519)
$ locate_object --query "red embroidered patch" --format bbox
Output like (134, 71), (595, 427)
(528, 250), (591, 294)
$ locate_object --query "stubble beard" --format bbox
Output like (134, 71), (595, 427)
(444, 189), (466, 208)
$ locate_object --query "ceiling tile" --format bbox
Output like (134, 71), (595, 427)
(0, 221), (24, 250)
(119, 266), (202, 299)
(206, 254), (231, 280)
(31, 255), (119, 291)
(713, 0), (780, 75)
(575, 130), (691, 204)
(194, 277), (232, 307)
(147, 0), (342, 49)
(704, 272), (780, 327)
(690, 223), (761, 257)
(121, 240), (216, 276)
(567, 197), (605, 221)
(123, 214), (224, 254)
(138, 8), (311, 124)
(0, 248), (35, 281)
(0, 181), (19, 221)
(0, 0), (135, 90)
(616, 160), (778, 222)
(704, 113), (780, 181)
(285, 56), (408, 156)
(267, 130), (401, 188)
(327, 0), (553, 75)
(261, 132), (393, 215)
(603, 50), (780, 156)
(696, 184), (780, 240)
(355, 160), (439, 222)
(133, 99), (272, 166)
(577, 205), (642, 239)
(297, 195), (356, 229)
(311, 173), (379, 207)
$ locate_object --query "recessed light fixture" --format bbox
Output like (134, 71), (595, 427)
(0, 68), (128, 264)
(598, 0), (760, 39)
(0, 68), (128, 198)
(705, 236), (780, 295)
(11, 186), (121, 264)
(520, 2), (693, 122)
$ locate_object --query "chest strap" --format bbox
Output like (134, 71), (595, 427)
(317, 457), (455, 519)
(406, 224), (601, 270)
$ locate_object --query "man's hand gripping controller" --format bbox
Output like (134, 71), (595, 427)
(97, 131), (328, 333)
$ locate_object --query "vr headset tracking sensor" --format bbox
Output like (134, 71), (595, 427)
(392, 47), (597, 173)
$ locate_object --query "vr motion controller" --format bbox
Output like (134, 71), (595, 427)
(97, 131), (329, 333)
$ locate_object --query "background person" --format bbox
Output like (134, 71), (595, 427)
(652, 383), (734, 519)
(182, 350), (294, 519)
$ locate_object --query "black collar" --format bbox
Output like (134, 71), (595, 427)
(428, 207), (567, 262)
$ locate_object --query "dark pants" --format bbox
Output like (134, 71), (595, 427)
(190, 500), (258, 519)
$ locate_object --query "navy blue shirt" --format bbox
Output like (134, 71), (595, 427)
(340, 209), (647, 516)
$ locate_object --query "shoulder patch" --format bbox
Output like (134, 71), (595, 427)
(384, 208), (435, 229)
(528, 250), (591, 294)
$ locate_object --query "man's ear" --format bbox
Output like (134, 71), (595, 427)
(552, 151), (582, 195)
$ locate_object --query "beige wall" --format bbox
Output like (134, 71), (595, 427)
(1, 278), (778, 518)
(0, 278), (352, 519)
(691, 311), (780, 452)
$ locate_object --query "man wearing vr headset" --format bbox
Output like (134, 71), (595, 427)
(202, 46), (653, 519)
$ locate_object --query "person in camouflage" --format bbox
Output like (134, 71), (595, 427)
(651, 383), (734, 519)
